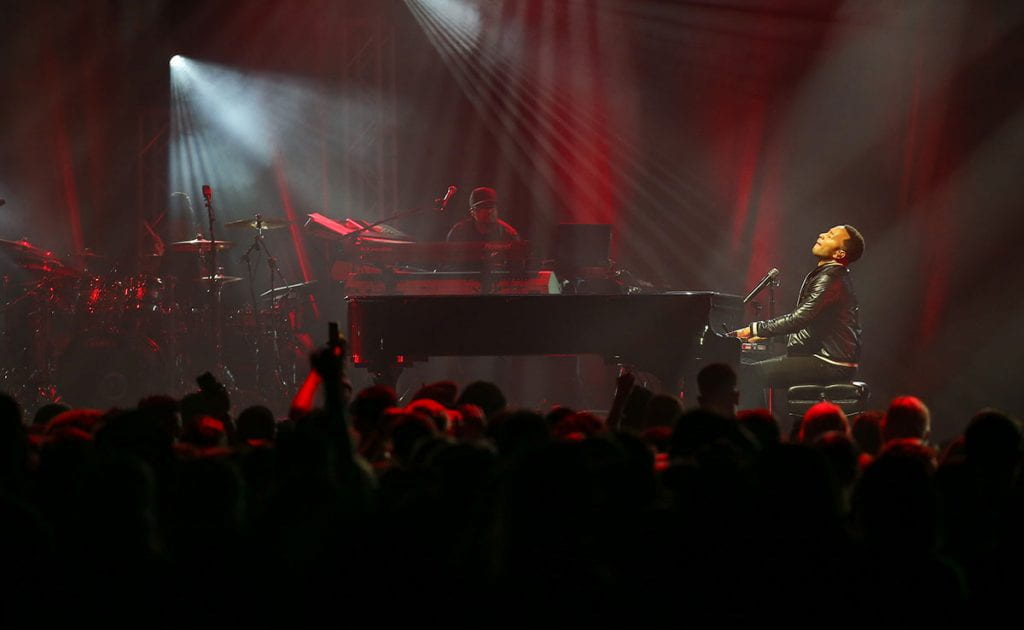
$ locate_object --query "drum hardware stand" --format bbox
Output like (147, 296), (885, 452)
(200, 185), (234, 388)
(239, 214), (295, 398)
(262, 228), (297, 397)
(1, 279), (64, 407)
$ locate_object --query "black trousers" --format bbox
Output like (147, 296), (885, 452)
(740, 355), (855, 409)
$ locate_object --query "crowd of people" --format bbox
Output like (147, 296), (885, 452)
(0, 342), (1020, 625)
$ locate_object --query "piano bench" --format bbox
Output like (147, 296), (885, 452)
(786, 381), (870, 438)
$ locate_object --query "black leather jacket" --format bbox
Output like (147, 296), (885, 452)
(750, 262), (861, 364)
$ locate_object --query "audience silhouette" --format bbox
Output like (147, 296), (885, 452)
(0, 344), (1019, 624)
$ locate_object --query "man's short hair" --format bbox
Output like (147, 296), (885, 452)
(800, 401), (849, 444)
(457, 381), (507, 418)
(841, 225), (865, 264)
(696, 363), (737, 398)
(851, 410), (884, 456)
(882, 396), (930, 443)
(964, 408), (1022, 465)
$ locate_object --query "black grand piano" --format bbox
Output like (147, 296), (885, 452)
(347, 292), (744, 394)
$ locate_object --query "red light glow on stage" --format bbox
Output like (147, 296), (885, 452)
(47, 52), (85, 257)
(272, 155), (319, 320)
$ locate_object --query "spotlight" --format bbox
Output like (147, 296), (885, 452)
(169, 55), (185, 68)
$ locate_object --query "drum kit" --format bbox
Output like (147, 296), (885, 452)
(0, 214), (310, 409)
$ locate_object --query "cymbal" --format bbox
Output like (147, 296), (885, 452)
(20, 260), (80, 279)
(0, 238), (80, 277)
(197, 273), (243, 285)
(171, 238), (234, 252)
(224, 216), (291, 230)
(0, 237), (52, 260)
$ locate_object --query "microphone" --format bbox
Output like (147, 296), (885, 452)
(435, 185), (457, 211)
(201, 185), (212, 201)
(743, 267), (779, 304)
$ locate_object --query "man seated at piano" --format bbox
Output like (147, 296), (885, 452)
(731, 225), (864, 403)
(446, 187), (521, 242)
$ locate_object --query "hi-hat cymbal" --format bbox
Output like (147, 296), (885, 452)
(224, 216), (291, 230)
(171, 238), (234, 252)
(197, 273), (243, 285)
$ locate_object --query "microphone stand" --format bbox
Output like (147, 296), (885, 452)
(204, 192), (217, 294)
(766, 275), (779, 414)
(240, 228), (263, 392)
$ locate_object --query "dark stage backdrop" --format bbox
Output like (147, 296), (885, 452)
(1, 0), (1022, 438)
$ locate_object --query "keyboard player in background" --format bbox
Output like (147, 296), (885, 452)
(730, 225), (865, 406)
(446, 187), (521, 242)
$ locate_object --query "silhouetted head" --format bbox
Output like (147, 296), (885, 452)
(670, 408), (746, 460)
(390, 412), (438, 467)
(544, 405), (575, 430)
(451, 403), (486, 441)
(851, 410), (883, 456)
(964, 408), (1021, 468)
(457, 381), (507, 418)
(236, 405), (276, 443)
(696, 363), (739, 417)
(179, 391), (209, 427)
(47, 408), (104, 439)
(0, 394), (22, 427)
(350, 385), (398, 437)
(737, 408), (781, 448)
(137, 395), (181, 441)
(800, 402), (849, 444)
(882, 396), (930, 443)
(406, 398), (451, 433)
(643, 394), (683, 428)
(411, 380), (458, 408)
(32, 403), (70, 428)
(180, 415), (227, 449)
(488, 410), (550, 457)
(551, 411), (604, 441)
